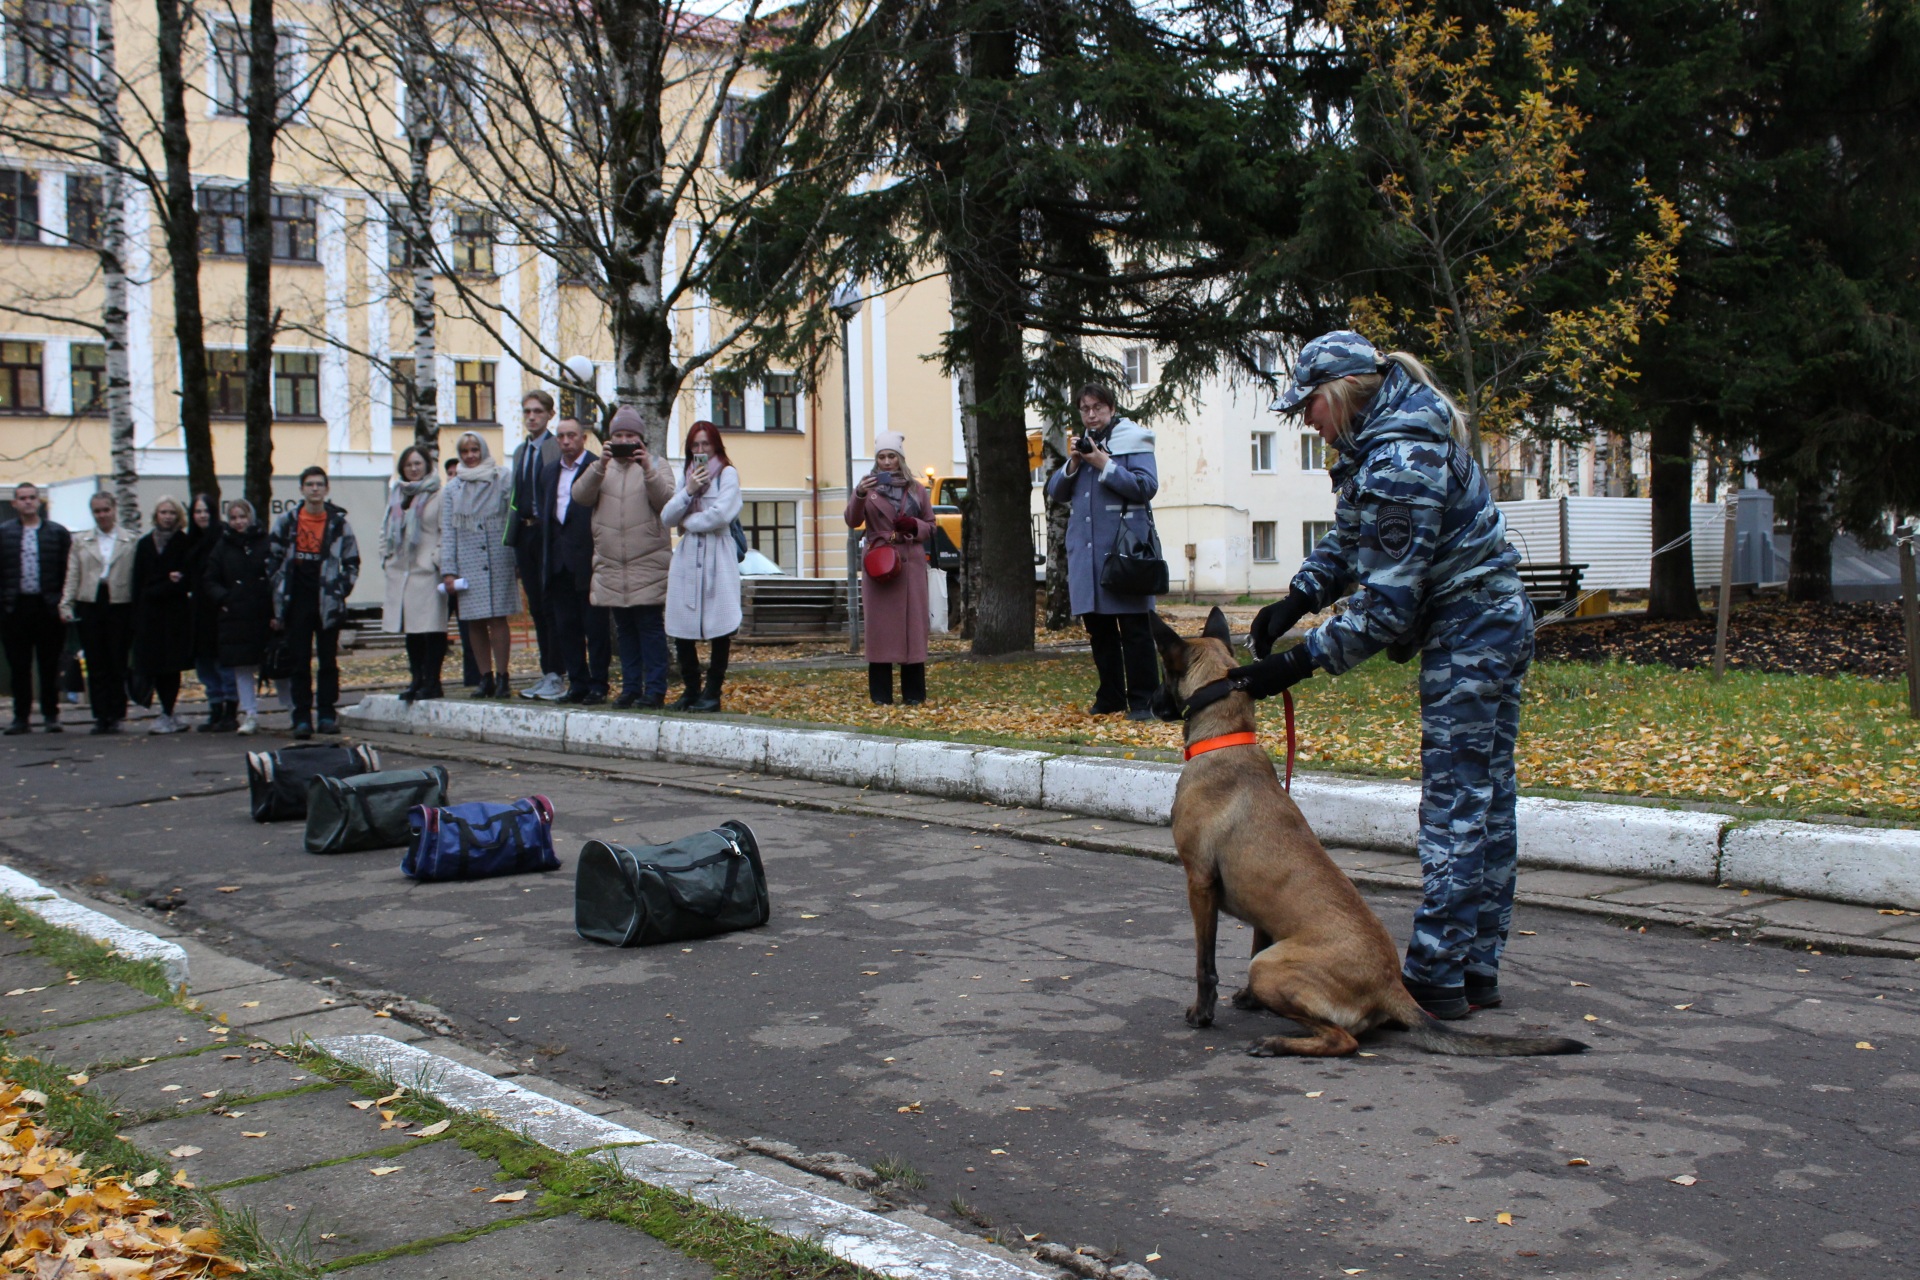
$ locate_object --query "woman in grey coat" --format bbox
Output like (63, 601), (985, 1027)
(1043, 382), (1162, 719)
(439, 431), (518, 697)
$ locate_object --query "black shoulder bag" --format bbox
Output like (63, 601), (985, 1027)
(1099, 501), (1170, 597)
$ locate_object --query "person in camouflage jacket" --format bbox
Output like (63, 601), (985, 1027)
(1232, 331), (1532, 1022)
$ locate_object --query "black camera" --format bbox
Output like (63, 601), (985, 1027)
(607, 441), (640, 459)
(1075, 434), (1095, 455)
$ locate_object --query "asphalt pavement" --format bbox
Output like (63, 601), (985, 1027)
(3, 728), (1916, 1280)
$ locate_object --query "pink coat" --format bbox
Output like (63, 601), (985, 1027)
(845, 478), (932, 665)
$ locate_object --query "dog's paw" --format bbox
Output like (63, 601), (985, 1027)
(1229, 986), (1262, 1011)
(1184, 1005), (1214, 1030)
(1245, 1037), (1282, 1057)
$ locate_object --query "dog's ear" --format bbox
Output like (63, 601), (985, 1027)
(1202, 606), (1232, 648)
(1148, 611), (1189, 675)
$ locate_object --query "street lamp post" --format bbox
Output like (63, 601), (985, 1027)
(831, 283), (865, 654)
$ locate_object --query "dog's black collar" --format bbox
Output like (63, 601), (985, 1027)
(1179, 676), (1243, 719)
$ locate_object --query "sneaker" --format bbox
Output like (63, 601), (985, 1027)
(317, 717), (340, 735)
(150, 713), (183, 735)
(532, 673), (568, 702)
(1404, 979), (1470, 1020)
(237, 714), (258, 736)
(1464, 973), (1503, 1010)
(292, 721), (313, 741)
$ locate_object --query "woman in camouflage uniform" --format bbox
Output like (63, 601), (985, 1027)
(1232, 331), (1531, 1022)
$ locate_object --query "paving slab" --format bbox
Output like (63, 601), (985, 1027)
(240, 1004), (432, 1045)
(1746, 897), (1906, 938)
(216, 1138), (539, 1265)
(93, 1047), (330, 1119)
(1595, 881), (1785, 913)
(333, 1213), (716, 1279)
(0, 979), (164, 1033)
(1327, 847), (1422, 873)
(123, 1085), (412, 1185)
(9, 1005), (216, 1070)
(211, 978), (359, 1027)
(0, 950), (72, 993)
(1512, 868), (1653, 899)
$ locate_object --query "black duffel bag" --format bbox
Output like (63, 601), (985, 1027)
(304, 766), (451, 855)
(248, 744), (381, 822)
(575, 820), (769, 947)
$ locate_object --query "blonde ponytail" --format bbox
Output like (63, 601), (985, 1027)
(1381, 352), (1470, 446)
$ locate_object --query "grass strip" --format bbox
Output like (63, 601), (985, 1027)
(295, 1048), (885, 1280)
(1, 898), (176, 999)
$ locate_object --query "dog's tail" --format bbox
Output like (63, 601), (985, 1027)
(1387, 990), (1588, 1057)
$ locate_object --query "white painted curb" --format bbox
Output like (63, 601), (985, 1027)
(0, 864), (190, 987)
(344, 695), (1920, 910)
(318, 1034), (1050, 1280)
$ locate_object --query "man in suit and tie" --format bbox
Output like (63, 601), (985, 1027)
(542, 415), (611, 702)
(59, 492), (137, 734)
(509, 390), (564, 700)
(2, 482), (74, 733)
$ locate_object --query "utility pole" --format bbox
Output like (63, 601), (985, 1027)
(832, 283), (864, 654)
(1712, 492), (1738, 680)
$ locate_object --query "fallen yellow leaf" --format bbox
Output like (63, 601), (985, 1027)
(1304, 1091), (1324, 1098)
(1496, 1212), (1513, 1226)
(349, 1099), (375, 1110)
(369, 1166), (403, 1177)
(1670, 1174), (1698, 1186)
(1566, 1158), (1590, 1167)
(414, 1119), (451, 1138)
(490, 1189), (528, 1203)
(242, 1131), (267, 1139)
(1856, 1041), (1875, 1050)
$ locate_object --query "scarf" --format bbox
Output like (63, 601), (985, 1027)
(448, 440), (504, 532)
(869, 468), (922, 519)
(383, 474), (441, 557)
(151, 527), (176, 553)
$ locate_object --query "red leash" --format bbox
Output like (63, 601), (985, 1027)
(1182, 687), (1298, 793)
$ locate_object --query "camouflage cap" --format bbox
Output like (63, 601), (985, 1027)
(1272, 330), (1385, 413)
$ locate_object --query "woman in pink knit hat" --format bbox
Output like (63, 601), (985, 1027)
(845, 431), (933, 704)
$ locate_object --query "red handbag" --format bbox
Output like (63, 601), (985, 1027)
(862, 541), (902, 583)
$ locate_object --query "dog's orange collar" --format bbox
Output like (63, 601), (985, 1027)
(1184, 731), (1259, 761)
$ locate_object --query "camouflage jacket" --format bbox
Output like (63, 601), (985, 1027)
(1293, 367), (1520, 675)
(268, 503), (362, 630)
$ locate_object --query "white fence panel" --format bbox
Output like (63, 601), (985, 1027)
(1498, 499), (1563, 566)
(1563, 497), (1650, 589)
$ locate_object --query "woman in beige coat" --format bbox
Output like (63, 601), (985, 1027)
(381, 445), (449, 701)
(571, 408), (675, 707)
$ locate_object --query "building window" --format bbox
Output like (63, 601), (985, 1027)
(1300, 433), (1327, 472)
(1122, 345), (1149, 389)
(211, 22), (298, 117)
(1250, 431), (1274, 473)
(711, 382), (746, 430)
(270, 193), (317, 261)
(454, 360), (494, 423)
(1251, 521), (1277, 563)
(1302, 520), (1333, 558)
(207, 348), (246, 417)
(762, 374), (799, 431)
(430, 52), (483, 143)
(64, 173), (100, 247)
(740, 500), (796, 572)
(386, 203), (424, 271)
(4, 1), (92, 97)
(197, 187), (245, 256)
(450, 209), (493, 275)
(0, 341), (43, 413)
(1253, 341), (1279, 374)
(390, 356), (417, 423)
(273, 352), (320, 418)
(718, 96), (752, 168)
(69, 342), (104, 413)
(0, 169), (39, 243)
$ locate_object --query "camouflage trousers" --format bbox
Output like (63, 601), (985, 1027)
(1402, 587), (1534, 989)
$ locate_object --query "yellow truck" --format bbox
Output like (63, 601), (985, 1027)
(923, 432), (1047, 576)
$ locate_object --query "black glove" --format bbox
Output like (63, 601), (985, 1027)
(1230, 644), (1314, 700)
(1250, 591), (1312, 659)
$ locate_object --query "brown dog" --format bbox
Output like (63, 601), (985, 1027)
(1149, 609), (1586, 1058)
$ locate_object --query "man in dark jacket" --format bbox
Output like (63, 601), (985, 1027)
(509, 391), (564, 700)
(268, 467), (361, 739)
(2, 483), (72, 733)
(541, 416), (610, 702)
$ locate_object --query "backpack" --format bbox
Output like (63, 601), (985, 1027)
(303, 767), (450, 855)
(403, 796), (559, 882)
(729, 516), (749, 562)
(247, 744), (381, 822)
(574, 820), (769, 947)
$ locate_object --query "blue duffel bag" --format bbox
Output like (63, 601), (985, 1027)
(403, 796), (560, 881)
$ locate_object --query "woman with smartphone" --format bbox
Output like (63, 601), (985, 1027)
(845, 431), (933, 704)
(662, 420), (743, 711)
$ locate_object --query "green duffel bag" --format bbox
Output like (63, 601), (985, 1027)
(304, 766), (450, 855)
(574, 820), (768, 947)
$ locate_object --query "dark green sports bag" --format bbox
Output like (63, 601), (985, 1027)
(574, 821), (768, 947)
(304, 767), (450, 855)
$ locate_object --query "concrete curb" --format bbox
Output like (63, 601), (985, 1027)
(318, 1033), (1053, 1280)
(0, 864), (191, 988)
(345, 695), (1920, 910)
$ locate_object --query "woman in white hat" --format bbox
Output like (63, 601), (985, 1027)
(845, 431), (933, 704)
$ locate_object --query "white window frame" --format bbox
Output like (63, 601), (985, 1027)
(1122, 345), (1149, 389)
(1300, 432), (1327, 472)
(1250, 430), (1275, 473)
(1251, 520), (1277, 563)
(204, 17), (307, 122)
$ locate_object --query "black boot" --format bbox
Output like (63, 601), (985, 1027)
(669, 640), (702, 710)
(417, 633), (447, 700)
(900, 662), (926, 706)
(213, 700), (239, 732)
(399, 636), (423, 703)
(195, 699), (221, 732)
(868, 662), (893, 705)
(473, 672), (496, 699)
(688, 635), (729, 712)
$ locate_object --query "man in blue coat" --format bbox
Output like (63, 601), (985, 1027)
(1044, 382), (1163, 719)
(1221, 332), (1531, 1021)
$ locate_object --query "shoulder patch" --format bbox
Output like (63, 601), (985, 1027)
(1376, 503), (1414, 560)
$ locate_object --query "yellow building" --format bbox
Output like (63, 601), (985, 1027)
(0, 1), (966, 604)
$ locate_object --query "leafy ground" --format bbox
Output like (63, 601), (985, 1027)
(721, 652), (1920, 823)
(1536, 598), (1912, 678)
